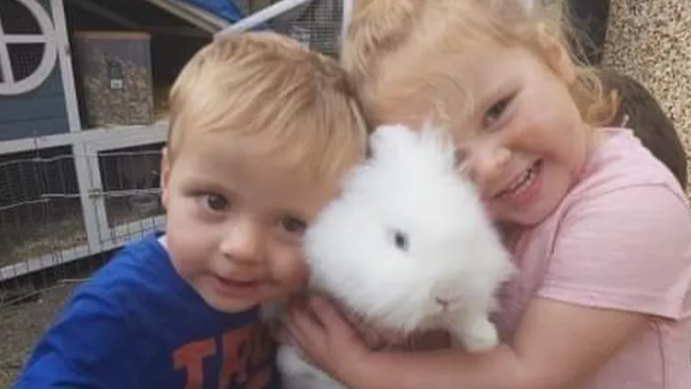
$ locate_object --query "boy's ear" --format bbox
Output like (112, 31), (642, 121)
(160, 146), (171, 211)
(535, 23), (577, 85)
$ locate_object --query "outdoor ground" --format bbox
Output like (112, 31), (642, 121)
(0, 282), (80, 388)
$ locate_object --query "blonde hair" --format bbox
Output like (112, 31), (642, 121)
(167, 31), (367, 180)
(343, 0), (618, 128)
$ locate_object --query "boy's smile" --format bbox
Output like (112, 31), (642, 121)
(160, 131), (339, 313)
(212, 276), (262, 298)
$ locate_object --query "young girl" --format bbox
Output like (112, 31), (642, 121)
(282, 1), (691, 388)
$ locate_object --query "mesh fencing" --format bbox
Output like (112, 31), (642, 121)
(232, 0), (345, 57)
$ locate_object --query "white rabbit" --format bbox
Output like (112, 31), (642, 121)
(275, 123), (515, 389)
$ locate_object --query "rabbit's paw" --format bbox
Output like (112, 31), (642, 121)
(451, 316), (499, 352)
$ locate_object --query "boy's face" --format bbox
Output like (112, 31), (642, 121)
(378, 39), (595, 227)
(160, 132), (339, 313)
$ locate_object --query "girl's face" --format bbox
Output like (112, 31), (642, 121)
(381, 39), (599, 227)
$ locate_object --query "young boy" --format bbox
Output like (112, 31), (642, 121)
(12, 32), (367, 389)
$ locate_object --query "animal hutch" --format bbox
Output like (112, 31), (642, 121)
(0, 0), (348, 285)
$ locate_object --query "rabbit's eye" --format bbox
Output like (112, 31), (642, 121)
(393, 230), (409, 251)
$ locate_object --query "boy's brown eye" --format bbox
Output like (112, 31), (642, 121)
(205, 194), (228, 211)
(280, 217), (307, 235)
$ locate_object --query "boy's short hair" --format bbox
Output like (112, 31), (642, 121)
(343, 0), (618, 128)
(167, 31), (367, 180)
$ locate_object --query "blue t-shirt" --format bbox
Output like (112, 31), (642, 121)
(12, 232), (280, 389)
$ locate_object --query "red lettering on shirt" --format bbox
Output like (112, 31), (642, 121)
(173, 338), (217, 389)
(173, 321), (274, 389)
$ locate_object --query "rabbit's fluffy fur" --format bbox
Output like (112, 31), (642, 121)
(275, 124), (515, 389)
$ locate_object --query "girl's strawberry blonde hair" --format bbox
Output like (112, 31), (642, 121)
(342, 0), (618, 128)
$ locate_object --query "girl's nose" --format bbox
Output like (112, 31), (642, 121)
(466, 146), (512, 189)
(219, 218), (263, 265)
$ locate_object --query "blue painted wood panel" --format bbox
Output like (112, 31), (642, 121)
(0, 118), (69, 141)
(0, 0), (70, 142)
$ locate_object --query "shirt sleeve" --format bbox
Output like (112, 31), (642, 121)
(12, 287), (152, 388)
(537, 185), (691, 320)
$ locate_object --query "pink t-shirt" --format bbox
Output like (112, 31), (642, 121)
(495, 127), (691, 388)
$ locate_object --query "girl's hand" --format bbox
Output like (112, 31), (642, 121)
(282, 294), (376, 386)
(280, 294), (456, 387)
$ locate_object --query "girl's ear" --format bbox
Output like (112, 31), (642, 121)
(535, 23), (577, 85)
(160, 146), (171, 211)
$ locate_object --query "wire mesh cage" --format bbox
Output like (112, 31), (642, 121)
(0, 147), (87, 277)
(72, 31), (157, 129)
(242, 0), (345, 58)
(97, 143), (164, 239)
(0, 0), (45, 85)
(0, 0), (60, 99)
(0, 0), (42, 35)
(0, 144), (165, 284)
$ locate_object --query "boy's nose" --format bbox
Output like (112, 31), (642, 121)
(219, 220), (262, 264)
(466, 147), (511, 190)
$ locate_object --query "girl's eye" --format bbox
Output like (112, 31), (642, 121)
(204, 194), (228, 212)
(483, 96), (512, 127)
(280, 217), (307, 236)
